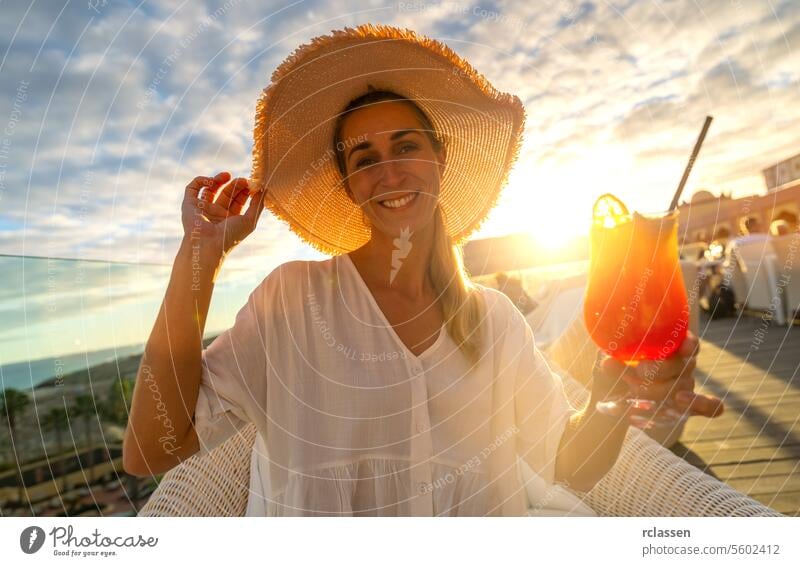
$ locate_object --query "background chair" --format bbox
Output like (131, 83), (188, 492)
(724, 236), (785, 325)
(770, 233), (800, 323)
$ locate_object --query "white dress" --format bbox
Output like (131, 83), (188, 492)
(192, 253), (578, 516)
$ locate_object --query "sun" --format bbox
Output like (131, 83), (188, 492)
(491, 138), (638, 253)
(494, 176), (587, 252)
(528, 212), (580, 251)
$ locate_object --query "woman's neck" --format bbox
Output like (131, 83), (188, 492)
(348, 223), (435, 301)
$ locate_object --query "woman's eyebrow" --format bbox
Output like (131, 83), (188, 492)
(347, 129), (421, 161)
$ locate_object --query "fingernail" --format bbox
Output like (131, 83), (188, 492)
(675, 391), (693, 403)
(595, 400), (627, 417)
(627, 398), (656, 411)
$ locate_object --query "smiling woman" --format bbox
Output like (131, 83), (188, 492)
(121, 23), (724, 518)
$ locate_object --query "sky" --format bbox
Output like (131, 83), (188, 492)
(1, 0), (799, 365)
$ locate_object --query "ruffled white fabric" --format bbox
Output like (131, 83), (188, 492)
(245, 432), (489, 516)
(193, 254), (578, 516)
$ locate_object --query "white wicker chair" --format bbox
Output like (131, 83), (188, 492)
(725, 236), (785, 324)
(771, 233), (800, 322)
(138, 360), (782, 517)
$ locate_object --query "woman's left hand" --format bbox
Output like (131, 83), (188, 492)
(591, 331), (725, 418)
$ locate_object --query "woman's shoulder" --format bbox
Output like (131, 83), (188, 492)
(472, 281), (528, 331)
(252, 257), (336, 298)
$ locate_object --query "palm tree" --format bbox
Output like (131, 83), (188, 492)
(72, 394), (100, 485)
(1, 388), (31, 505)
(104, 378), (139, 512)
(102, 378), (134, 426)
(125, 474), (141, 512)
(42, 405), (72, 495)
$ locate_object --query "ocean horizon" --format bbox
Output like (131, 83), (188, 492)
(0, 343), (147, 391)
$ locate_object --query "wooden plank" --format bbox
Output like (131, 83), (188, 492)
(682, 416), (800, 437)
(705, 352), (800, 364)
(758, 491), (800, 516)
(703, 371), (800, 383)
(701, 385), (799, 398)
(710, 458), (800, 481)
(727, 473), (800, 496)
(677, 317), (800, 514)
(687, 433), (800, 450)
(608, 316), (800, 514)
(677, 444), (800, 466)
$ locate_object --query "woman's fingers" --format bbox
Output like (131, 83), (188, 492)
(185, 176), (213, 199)
(631, 333), (699, 382)
(244, 187), (267, 224)
(594, 354), (636, 399)
(198, 171), (231, 202)
(230, 185), (251, 216)
(216, 177), (249, 210)
(626, 374), (693, 401)
(185, 171), (230, 201)
(635, 350), (697, 382)
(677, 331), (700, 358)
(628, 356), (696, 387)
(593, 331), (723, 419)
(675, 391), (725, 418)
(188, 197), (231, 221)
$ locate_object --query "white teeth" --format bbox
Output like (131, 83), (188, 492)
(380, 193), (417, 208)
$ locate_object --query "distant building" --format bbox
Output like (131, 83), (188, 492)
(763, 153), (800, 191)
(677, 181), (800, 244)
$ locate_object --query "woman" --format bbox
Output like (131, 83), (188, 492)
(123, 24), (723, 516)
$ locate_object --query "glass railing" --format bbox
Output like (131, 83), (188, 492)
(0, 253), (274, 516)
(0, 254), (270, 390)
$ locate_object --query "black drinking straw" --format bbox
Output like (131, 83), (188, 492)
(669, 116), (713, 212)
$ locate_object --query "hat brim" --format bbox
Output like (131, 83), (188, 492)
(251, 23), (526, 256)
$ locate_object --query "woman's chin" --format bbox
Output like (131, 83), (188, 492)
(366, 198), (437, 238)
(370, 216), (434, 240)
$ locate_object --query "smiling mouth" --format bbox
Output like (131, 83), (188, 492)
(378, 192), (419, 210)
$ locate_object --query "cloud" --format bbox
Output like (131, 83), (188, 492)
(1, 0), (798, 257)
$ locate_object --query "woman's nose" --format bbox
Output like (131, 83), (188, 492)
(375, 156), (406, 186)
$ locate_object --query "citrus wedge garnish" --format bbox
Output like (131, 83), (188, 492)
(593, 193), (630, 228)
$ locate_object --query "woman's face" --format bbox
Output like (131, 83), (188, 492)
(340, 101), (446, 239)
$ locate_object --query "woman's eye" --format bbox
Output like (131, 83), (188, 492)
(354, 144), (416, 169)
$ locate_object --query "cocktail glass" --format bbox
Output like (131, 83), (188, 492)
(583, 194), (691, 429)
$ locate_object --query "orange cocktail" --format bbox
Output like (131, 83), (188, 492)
(583, 194), (689, 364)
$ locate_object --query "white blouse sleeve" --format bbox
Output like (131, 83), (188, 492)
(504, 297), (579, 485)
(192, 272), (273, 457)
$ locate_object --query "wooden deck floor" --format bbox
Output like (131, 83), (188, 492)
(670, 314), (800, 516)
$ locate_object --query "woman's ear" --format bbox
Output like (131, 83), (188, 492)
(437, 145), (447, 177)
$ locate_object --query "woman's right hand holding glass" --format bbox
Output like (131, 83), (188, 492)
(592, 332), (724, 427)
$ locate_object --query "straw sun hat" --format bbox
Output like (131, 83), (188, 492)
(249, 23), (526, 256)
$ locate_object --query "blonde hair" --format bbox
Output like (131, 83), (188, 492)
(428, 204), (486, 368)
(333, 88), (486, 368)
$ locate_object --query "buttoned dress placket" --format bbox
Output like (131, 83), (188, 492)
(408, 357), (434, 516)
